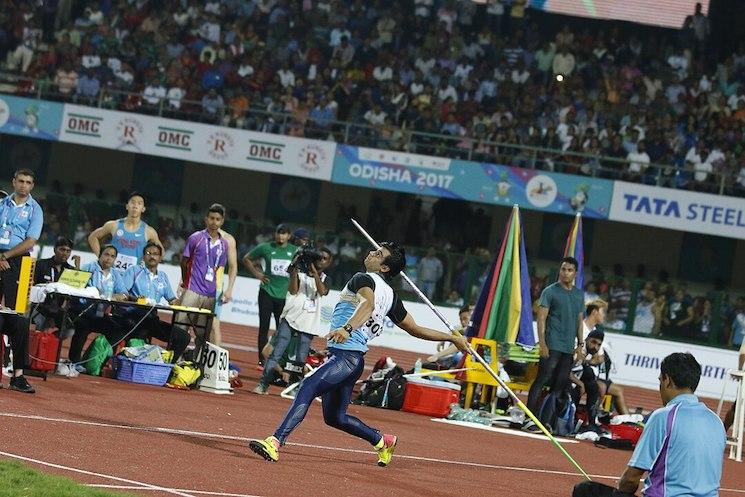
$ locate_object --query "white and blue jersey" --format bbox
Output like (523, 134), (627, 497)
(82, 261), (124, 296)
(111, 218), (149, 272)
(119, 264), (176, 304)
(629, 393), (725, 497)
(0, 193), (43, 251)
(329, 272), (407, 353)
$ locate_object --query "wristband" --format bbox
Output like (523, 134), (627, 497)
(343, 323), (353, 333)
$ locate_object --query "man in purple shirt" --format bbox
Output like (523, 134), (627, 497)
(178, 204), (228, 350)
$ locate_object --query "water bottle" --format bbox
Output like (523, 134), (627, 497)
(414, 358), (422, 374)
(102, 277), (114, 300)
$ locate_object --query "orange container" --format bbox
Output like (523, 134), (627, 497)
(402, 377), (461, 418)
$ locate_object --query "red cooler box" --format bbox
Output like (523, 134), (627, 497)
(402, 377), (461, 418)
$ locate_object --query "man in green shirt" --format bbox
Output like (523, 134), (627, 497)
(243, 224), (297, 367)
(525, 257), (585, 429)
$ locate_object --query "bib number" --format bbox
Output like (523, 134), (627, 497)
(114, 254), (138, 271)
(271, 259), (291, 277)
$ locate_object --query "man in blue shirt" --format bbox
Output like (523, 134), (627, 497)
(0, 169), (43, 393)
(118, 242), (189, 362)
(572, 352), (726, 497)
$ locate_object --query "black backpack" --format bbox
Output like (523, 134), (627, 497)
(355, 366), (407, 410)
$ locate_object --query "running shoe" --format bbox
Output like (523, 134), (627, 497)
(249, 436), (280, 462)
(376, 434), (397, 467)
(252, 383), (269, 395)
(9, 375), (35, 394)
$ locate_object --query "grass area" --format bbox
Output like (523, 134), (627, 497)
(0, 460), (142, 497)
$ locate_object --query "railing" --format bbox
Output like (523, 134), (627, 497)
(2, 72), (743, 197)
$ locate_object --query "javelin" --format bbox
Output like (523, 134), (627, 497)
(351, 218), (591, 481)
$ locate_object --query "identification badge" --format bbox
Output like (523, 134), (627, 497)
(0, 228), (10, 245)
(303, 298), (317, 312)
(205, 267), (215, 282)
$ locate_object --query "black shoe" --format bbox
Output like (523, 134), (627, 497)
(9, 376), (35, 394)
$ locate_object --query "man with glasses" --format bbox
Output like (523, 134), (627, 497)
(119, 241), (189, 363)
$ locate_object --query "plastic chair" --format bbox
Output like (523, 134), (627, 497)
(461, 338), (500, 408)
(727, 370), (745, 462)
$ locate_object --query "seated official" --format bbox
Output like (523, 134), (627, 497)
(31, 237), (80, 331)
(570, 330), (604, 427)
(67, 245), (128, 364)
(117, 242), (189, 363)
(1, 313), (35, 393)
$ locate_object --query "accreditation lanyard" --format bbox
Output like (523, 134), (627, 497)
(203, 233), (223, 282)
(0, 196), (30, 245)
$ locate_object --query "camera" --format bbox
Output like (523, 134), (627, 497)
(290, 244), (324, 274)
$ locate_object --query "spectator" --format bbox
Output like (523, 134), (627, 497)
(417, 248), (443, 301)
(633, 289), (657, 334)
(201, 88), (225, 123)
(552, 46), (576, 78)
(76, 68), (101, 101)
(626, 140), (651, 182)
(54, 62), (79, 97)
(663, 289), (693, 337)
(445, 290), (464, 307)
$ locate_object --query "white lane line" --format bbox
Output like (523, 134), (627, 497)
(431, 418), (580, 443)
(86, 485), (261, 497)
(2, 412), (743, 494)
(0, 450), (196, 497)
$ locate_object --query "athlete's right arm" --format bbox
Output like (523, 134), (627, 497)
(88, 220), (115, 256)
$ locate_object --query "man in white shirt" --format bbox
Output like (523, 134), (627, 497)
(364, 104), (387, 126)
(252, 248), (333, 394)
(626, 140), (651, 179)
(142, 79), (167, 106)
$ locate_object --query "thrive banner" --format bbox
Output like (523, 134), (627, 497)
(59, 105), (336, 181)
(332, 145), (614, 218)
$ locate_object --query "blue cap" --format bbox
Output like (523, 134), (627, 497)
(293, 228), (311, 240)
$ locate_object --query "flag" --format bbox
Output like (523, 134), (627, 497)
(562, 212), (584, 290)
(467, 205), (535, 346)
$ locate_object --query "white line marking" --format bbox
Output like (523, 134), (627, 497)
(86, 484), (261, 497)
(0, 450), (196, 497)
(2, 412), (743, 494)
(431, 418), (580, 443)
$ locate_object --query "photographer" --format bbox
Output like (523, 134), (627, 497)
(252, 246), (333, 395)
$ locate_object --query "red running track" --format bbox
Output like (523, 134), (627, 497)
(0, 323), (741, 497)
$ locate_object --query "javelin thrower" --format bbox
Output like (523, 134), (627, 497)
(248, 240), (469, 466)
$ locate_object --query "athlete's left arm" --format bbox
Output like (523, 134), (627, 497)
(397, 313), (469, 352)
(617, 466), (644, 494)
(223, 233), (238, 302)
(146, 225), (163, 250)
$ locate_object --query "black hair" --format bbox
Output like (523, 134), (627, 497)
(100, 244), (118, 257)
(380, 241), (405, 280)
(560, 256), (579, 270)
(143, 241), (162, 256)
(208, 203), (226, 217)
(14, 168), (35, 179)
(128, 191), (146, 204)
(459, 304), (472, 315)
(54, 237), (74, 249)
(660, 352), (701, 392)
(319, 247), (333, 258)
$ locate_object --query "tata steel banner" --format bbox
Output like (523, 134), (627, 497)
(332, 145), (614, 218)
(609, 181), (745, 240)
(59, 105), (336, 181)
(0, 94), (64, 141)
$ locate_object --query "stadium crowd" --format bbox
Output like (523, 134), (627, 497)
(1, 1), (745, 194)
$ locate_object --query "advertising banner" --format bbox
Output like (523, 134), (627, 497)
(332, 145), (614, 218)
(609, 181), (745, 240)
(603, 331), (740, 401)
(59, 105), (336, 181)
(529, 0), (707, 28)
(0, 94), (64, 141)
